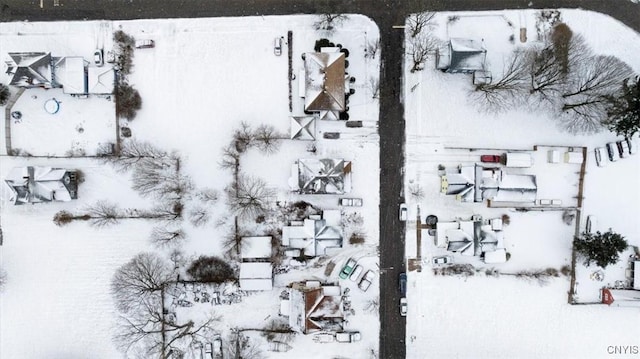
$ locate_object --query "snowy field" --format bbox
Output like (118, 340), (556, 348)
(404, 9), (640, 359)
(1, 15), (380, 358)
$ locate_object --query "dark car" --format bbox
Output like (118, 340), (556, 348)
(480, 155), (502, 163)
(399, 273), (407, 296)
(323, 132), (340, 139)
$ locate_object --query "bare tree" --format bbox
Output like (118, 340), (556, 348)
(222, 220), (250, 259)
(558, 55), (633, 133)
(313, 14), (348, 32)
(111, 252), (173, 313)
(225, 175), (274, 220)
(408, 34), (438, 73)
(234, 121), (255, 154)
(150, 226), (186, 248)
(227, 331), (265, 359)
(254, 124), (283, 155)
(131, 154), (193, 200)
(103, 140), (168, 172)
(365, 39), (380, 60)
(364, 297), (379, 314)
(219, 143), (241, 172)
(112, 253), (221, 357)
(188, 205), (210, 227)
(85, 200), (121, 227)
(407, 12), (436, 38)
(196, 188), (220, 203)
(471, 51), (530, 112)
(368, 76), (380, 99)
(408, 182), (425, 201)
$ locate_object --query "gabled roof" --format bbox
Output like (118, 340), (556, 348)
(290, 116), (317, 140)
(304, 51), (346, 112)
(7, 52), (53, 87)
(4, 166), (77, 205)
(294, 158), (352, 195)
(449, 38), (486, 72)
(282, 214), (343, 257)
(239, 263), (273, 291)
(288, 282), (343, 333)
(53, 56), (87, 94)
(88, 66), (115, 94)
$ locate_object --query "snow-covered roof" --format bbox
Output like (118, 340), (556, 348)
(304, 52), (346, 112)
(88, 66), (115, 94)
(240, 236), (272, 259)
(239, 263), (272, 291)
(287, 282), (344, 334)
(447, 38), (486, 72)
(484, 248), (507, 264)
(7, 52), (53, 88)
(293, 159), (352, 195)
(290, 116), (316, 140)
(282, 214), (343, 257)
(4, 166), (77, 205)
(53, 56), (87, 94)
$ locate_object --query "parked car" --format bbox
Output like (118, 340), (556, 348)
(358, 270), (374, 291)
(339, 198), (363, 206)
(398, 272), (407, 296)
(274, 37), (283, 56)
(627, 138), (636, 155)
(105, 50), (116, 63)
(212, 335), (223, 358)
(400, 297), (407, 316)
(135, 39), (155, 48)
(339, 258), (357, 279)
(586, 215), (597, 234)
(594, 147), (607, 167)
(93, 49), (103, 66)
(606, 142), (620, 161)
(480, 154), (502, 163)
(617, 140), (630, 158)
(323, 132), (340, 139)
(432, 255), (453, 265)
(399, 203), (408, 221)
(349, 265), (363, 282)
(335, 331), (362, 343)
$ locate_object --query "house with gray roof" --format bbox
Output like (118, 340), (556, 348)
(4, 166), (78, 205)
(436, 38), (487, 74)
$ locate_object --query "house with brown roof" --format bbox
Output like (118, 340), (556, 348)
(283, 281), (344, 334)
(303, 49), (346, 120)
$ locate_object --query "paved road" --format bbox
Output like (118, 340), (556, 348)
(1, 1), (637, 359)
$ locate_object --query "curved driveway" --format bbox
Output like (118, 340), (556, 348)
(1, 1), (637, 358)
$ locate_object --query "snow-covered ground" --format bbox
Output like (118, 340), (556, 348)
(404, 9), (640, 359)
(1, 15), (380, 358)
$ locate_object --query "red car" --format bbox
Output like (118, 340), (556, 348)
(481, 154), (502, 163)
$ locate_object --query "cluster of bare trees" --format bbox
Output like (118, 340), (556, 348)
(111, 253), (221, 357)
(313, 13), (348, 32)
(471, 22), (635, 134)
(406, 12), (439, 73)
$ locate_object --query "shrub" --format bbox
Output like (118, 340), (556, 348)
(314, 38), (334, 52)
(574, 230), (628, 268)
(186, 256), (235, 283)
(349, 232), (366, 245)
(116, 83), (142, 120)
(560, 265), (571, 276)
(0, 83), (10, 106)
(501, 214), (511, 226)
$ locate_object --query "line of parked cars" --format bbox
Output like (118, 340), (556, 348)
(596, 138), (635, 166)
(339, 258), (375, 291)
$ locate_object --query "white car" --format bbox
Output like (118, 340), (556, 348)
(358, 270), (375, 291)
(606, 142), (620, 162)
(93, 49), (103, 66)
(432, 255), (453, 266)
(594, 147), (607, 167)
(400, 297), (407, 316)
(399, 203), (408, 221)
(349, 265), (363, 282)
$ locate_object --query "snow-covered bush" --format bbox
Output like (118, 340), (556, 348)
(186, 256), (235, 283)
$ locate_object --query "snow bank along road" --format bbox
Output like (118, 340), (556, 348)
(1, 1), (638, 359)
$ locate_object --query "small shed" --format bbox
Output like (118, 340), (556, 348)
(505, 153), (533, 168)
(564, 151), (584, 164)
